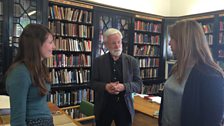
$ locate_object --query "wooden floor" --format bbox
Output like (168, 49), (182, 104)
(81, 111), (158, 126)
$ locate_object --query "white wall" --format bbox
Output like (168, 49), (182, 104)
(85, 0), (224, 16)
(170, 0), (224, 16)
(85, 0), (170, 16)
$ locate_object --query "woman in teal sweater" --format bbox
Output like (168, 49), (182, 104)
(5, 24), (55, 126)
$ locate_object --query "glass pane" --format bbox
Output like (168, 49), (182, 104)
(115, 16), (130, 54)
(31, 0), (36, 6)
(20, 0), (31, 10)
(12, 0), (37, 56)
(27, 6), (36, 19)
(96, 16), (112, 57)
(13, 23), (23, 37)
(20, 13), (30, 28)
(14, 4), (24, 17)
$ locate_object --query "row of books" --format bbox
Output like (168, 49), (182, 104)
(140, 68), (159, 78)
(47, 89), (94, 107)
(49, 5), (92, 23)
(64, 108), (87, 119)
(219, 21), (224, 31)
(138, 58), (159, 68)
(218, 49), (224, 58)
(48, 21), (93, 38)
(134, 21), (161, 33)
(141, 83), (164, 95)
(133, 45), (160, 57)
(134, 33), (160, 45)
(47, 54), (91, 68)
(49, 69), (91, 84)
(205, 34), (213, 45)
(54, 37), (92, 52)
(201, 23), (213, 33)
(219, 32), (224, 44)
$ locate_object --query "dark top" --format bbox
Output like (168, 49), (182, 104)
(159, 63), (224, 126)
(107, 53), (125, 103)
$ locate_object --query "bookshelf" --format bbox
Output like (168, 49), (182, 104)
(181, 14), (224, 70)
(217, 14), (224, 70)
(197, 16), (216, 58)
(178, 16), (217, 62)
(133, 14), (165, 95)
(47, 0), (94, 107)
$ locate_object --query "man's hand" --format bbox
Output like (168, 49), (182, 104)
(105, 82), (119, 94)
(105, 82), (125, 94)
(113, 82), (125, 92)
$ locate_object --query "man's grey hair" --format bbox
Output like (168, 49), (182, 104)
(103, 28), (123, 42)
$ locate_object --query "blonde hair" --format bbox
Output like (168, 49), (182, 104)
(169, 20), (224, 83)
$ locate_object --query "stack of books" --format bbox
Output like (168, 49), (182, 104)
(0, 95), (10, 125)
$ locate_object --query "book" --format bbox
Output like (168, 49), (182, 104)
(0, 95), (10, 110)
(0, 95), (10, 125)
(135, 93), (161, 104)
(144, 95), (161, 104)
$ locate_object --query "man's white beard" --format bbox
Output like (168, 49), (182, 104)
(110, 48), (122, 57)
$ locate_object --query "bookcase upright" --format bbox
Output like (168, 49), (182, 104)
(133, 15), (165, 95)
(217, 13), (224, 69)
(47, 0), (94, 107)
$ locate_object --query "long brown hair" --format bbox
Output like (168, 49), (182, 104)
(7, 24), (53, 96)
(169, 20), (224, 83)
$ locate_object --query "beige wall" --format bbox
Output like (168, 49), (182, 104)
(85, 0), (170, 16)
(170, 0), (224, 16)
(85, 0), (224, 16)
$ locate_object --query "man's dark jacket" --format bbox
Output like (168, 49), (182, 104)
(90, 53), (143, 121)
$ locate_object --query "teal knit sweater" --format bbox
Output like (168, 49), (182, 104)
(6, 64), (52, 126)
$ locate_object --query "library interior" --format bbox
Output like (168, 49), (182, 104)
(0, 0), (224, 126)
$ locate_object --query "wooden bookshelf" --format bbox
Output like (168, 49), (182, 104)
(47, 0), (94, 107)
(217, 14), (224, 70)
(133, 14), (164, 87)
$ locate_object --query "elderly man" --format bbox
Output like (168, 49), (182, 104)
(91, 28), (143, 126)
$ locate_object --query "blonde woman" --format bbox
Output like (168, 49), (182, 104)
(159, 20), (224, 126)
